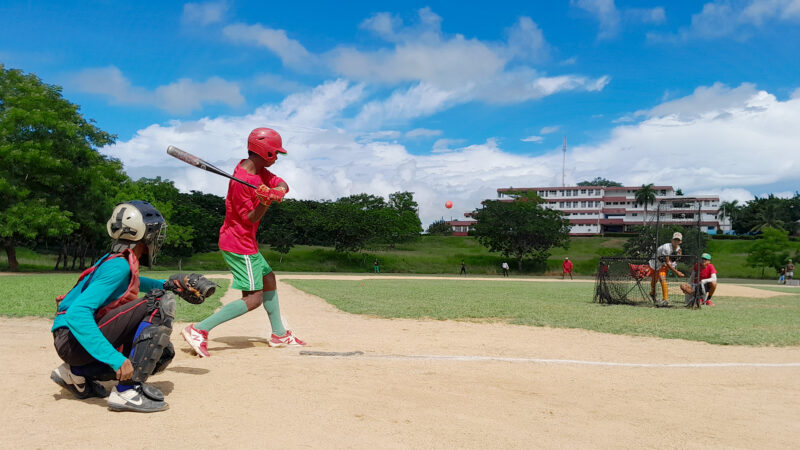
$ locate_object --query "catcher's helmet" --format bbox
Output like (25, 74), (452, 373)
(247, 127), (286, 164)
(107, 201), (167, 268)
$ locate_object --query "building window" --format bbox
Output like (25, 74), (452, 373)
(632, 213), (638, 217)
(559, 202), (564, 208)
(660, 190), (666, 195)
(581, 189), (586, 194)
(581, 201), (586, 207)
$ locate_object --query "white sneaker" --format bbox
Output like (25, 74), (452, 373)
(108, 385), (168, 413)
(50, 363), (108, 399)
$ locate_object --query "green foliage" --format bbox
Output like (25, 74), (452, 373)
(426, 219), (453, 235)
(623, 225), (707, 259)
(258, 191), (421, 255)
(0, 65), (122, 270)
(733, 193), (800, 235)
(286, 279), (800, 346)
(472, 196), (570, 271)
(634, 183), (656, 225)
(576, 177), (622, 187)
(746, 227), (791, 277)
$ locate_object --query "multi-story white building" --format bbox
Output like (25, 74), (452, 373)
(496, 185), (731, 236)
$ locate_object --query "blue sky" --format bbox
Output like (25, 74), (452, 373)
(2, 0), (799, 225)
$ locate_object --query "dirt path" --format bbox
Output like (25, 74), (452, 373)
(1, 275), (798, 448)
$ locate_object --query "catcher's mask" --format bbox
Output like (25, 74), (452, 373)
(107, 201), (167, 268)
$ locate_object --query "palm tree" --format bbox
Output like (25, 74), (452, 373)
(750, 201), (786, 232)
(635, 183), (657, 224)
(720, 200), (740, 229)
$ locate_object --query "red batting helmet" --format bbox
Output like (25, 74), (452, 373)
(248, 127), (287, 164)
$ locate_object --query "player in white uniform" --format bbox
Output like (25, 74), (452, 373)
(648, 232), (685, 306)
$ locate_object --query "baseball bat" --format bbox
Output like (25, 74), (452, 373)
(166, 145), (258, 189)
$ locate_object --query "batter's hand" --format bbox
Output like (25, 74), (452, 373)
(116, 359), (134, 381)
(256, 184), (272, 206)
(267, 186), (286, 204)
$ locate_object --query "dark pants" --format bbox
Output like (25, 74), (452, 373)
(53, 298), (150, 379)
(502, 269), (509, 277)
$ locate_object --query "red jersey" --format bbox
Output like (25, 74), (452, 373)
(562, 260), (573, 272)
(218, 160), (286, 255)
(692, 262), (717, 283)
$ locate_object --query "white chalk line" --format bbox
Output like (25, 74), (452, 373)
(300, 352), (800, 368)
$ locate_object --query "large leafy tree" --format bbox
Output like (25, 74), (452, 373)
(426, 219), (453, 235)
(577, 177), (622, 187)
(634, 183), (656, 225)
(472, 193), (570, 271)
(115, 177), (196, 259)
(734, 194), (800, 235)
(746, 227), (790, 277)
(0, 65), (121, 271)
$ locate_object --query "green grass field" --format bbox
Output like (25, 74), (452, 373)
(0, 272), (229, 323)
(283, 278), (800, 346)
(3, 235), (798, 279)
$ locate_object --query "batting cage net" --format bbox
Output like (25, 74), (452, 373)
(593, 255), (702, 306)
(594, 198), (708, 307)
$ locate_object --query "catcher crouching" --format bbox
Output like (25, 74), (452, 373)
(51, 201), (215, 412)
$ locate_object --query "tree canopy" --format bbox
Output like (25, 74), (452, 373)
(472, 194), (570, 271)
(577, 177), (623, 187)
(746, 227), (792, 277)
(0, 65), (121, 270)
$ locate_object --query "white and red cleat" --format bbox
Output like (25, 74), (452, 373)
(268, 330), (307, 347)
(182, 324), (210, 357)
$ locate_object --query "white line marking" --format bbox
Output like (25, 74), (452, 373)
(302, 352), (800, 368)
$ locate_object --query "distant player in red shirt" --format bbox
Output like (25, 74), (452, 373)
(562, 257), (573, 280)
(681, 253), (718, 307)
(182, 128), (306, 357)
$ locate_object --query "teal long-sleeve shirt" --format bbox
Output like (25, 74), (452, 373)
(52, 255), (164, 371)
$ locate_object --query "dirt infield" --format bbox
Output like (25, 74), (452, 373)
(1, 275), (798, 448)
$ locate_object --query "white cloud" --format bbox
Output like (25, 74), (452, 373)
(571, 0), (621, 39)
(625, 7), (667, 24)
(69, 66), (244, 114)
(505, 16), (550, 62)
(223, 23), (315, 69)
(521, 136), (544, 143)
(106, 74), (800, 228)
(405, 128), (442, 138)
(182, 1), (228, 25)
(252, 74), (307, 94)
(540, 126), (560, 134)
(570, 82), (800, 195)
(650, 0), (800, 42)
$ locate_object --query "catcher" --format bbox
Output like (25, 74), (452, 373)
(648, 232), (685, 307)
(681, 253), (718, 307)
(182, 127), (306, 358)
(51, 201), (216, 413)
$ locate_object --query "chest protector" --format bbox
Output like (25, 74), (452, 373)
(56, 249), (140, 319)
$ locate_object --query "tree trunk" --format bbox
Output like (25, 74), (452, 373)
(517, 255), (523, 272)
(4, 241), (19, 272)
(79, 241), (88, 269)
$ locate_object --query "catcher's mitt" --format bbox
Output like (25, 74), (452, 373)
(163, 273), (216, 305)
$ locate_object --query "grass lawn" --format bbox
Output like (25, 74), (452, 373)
(3, 235), (797, 279)
(284, 279), (800, 346)
(0, 272), (229, 323)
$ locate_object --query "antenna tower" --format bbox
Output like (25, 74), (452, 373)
(562, 136), (566, 187)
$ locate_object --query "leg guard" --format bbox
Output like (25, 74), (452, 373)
(129, 324), (172, 384)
